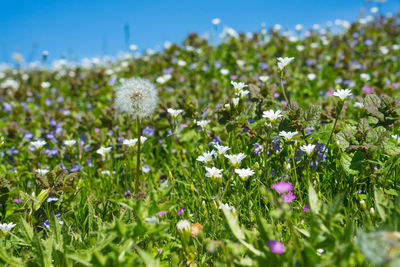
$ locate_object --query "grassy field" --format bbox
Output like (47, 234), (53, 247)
(0, 13), (400, 266)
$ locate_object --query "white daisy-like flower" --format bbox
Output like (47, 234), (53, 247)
(360, 73), (370, 81)
(156, 74), (172, 84)
(392, 135), (400, 144)
(115, 77), (158, 118)
(205, 167), (223, 179)
(225, 153), (247, 167)
(219, 202), (235, 211)
(195, 120), (210, 129)
(64, 140), (76, 147)
(196, 150), (216, 164)
(220, 69), (229, 75)
(231, 81), (248, 93)
(259, 75), (269, 82)
(237, 89), (249, 98)
(41, 81), (51, 88)
(232, 98), (240, 107)
(96, 146), (112, 157)
(101, 170), (111, 176)
(36, 169), (49, 176)
(354, 102), (364, 108)
(277, 57), (295, 70)
(279, 131), (299, 141)
(214, 144), (230, 155)
(333, 89), (352, 101)
(30, 140), (46, 149)
(263, 109), (283, 122)
(176, 220), (191, 232)
(123, 137), (147, 148)
(307, 73), (317, 81)
(300, 144), (316, 155)
(235, 168), (255, 181)
(167, 108), (183, 118)
(379, 46), (389, 55)
(0, 222), (16, 233)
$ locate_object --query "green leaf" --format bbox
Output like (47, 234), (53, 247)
(308, 182), (321, 213)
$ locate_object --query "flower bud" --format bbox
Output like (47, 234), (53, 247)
(360, 200), (366, 210)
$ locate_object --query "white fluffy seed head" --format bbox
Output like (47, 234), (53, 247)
(115, 77), (158, 118)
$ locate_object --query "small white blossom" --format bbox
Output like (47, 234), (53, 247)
(277, 57), (295, 70)
(214, 144), (230, 155)
(96, 146), (112, 157)
(123, 137), (147, 147)
(41, 81), (51, 88)
(307, 73), (317, 81)
(232, 98), (240, 107)
(205, 167), (223, 179)
(0, 222), (16, 232)
(300, 144), (316, 155)
(101, 170), (111, 175)
(64, 140), (76, 147)
(220, 68), (229, 75)
(263, 109), (283, 122)
(259, 75), (269, 82)
(225, 153), (246, 167)
(379, 46), (389, 55)
(197, 150), (216, 164)
(333, 89), (352, 100)
(219, 202), (235, 211)
(279, 131), (298, 141)
(295, 24), (303, 31)
(235, 168), (254, 180)
(176, 220), (191, 232)
(195, 120), (210, 129)
(36, 169), (49, 176)
(360, 73), (370, 81)
(167, 108), (183, 118)
(30, 140), (46, 149)
(354, 102), (364, 108)
(231, 81), (248, 93)
(237, 89), (249, 98)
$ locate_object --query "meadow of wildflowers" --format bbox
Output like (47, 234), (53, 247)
(1, 11), (400, 267)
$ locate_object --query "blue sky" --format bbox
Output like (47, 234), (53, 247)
(0, 0), (398, 63)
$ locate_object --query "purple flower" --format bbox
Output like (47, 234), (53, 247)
(47, 197), (59, 203)
(142, 126), (155, 137)
(266, 240), (285, 254)
(304, 205), (309, 212)
(155, 211), (169, 217)
(157, 248), (163, 254)
(177, 208), (184, 215)
(13, 198), (22, 203)
(362, 86), (372, 93)
(108, 77), (116, 86)
(272, 182), (293, 194)
(253, 143), (263, 155)
(142, 165), (150, 173)
(282, 192), (296, 203)
(3, 103), (12, 112)
(24, 131), (34, 141)
(70, 163), (81, 172)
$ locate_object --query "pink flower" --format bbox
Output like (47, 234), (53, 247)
(266, 240), (285, 254)
(177, 208), (184, 215)
(326, 89), (335, 97)
(272, 182), (293, 193)
(155, 211), (169, 217)
(273, 93), (280, 98)
(282, 192), (296, 203)
(362, 86), (372, 93)
(179, 77), (185, 82)
(303, 205), (309, 212)
(230, 75), (238, 80)
(13, 198), (22, 203)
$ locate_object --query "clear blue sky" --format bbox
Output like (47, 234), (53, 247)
(0, 0), (399, 63)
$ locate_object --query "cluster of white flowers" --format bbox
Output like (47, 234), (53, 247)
(64, 140), (77, 147)
(231, 81), (249, 99)
(195, 120), (210, 129)
(30, 140), (46, 150)
(279, 131), (299, 141)
(277, 57), (295, 70)
(123, 136), (147, 148)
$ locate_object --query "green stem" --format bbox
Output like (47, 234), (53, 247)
(290, 144), (302, 203)
(135, 116), (141, 194)
(280, 72), (291, 106)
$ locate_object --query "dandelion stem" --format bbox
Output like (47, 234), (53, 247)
(135, 116), (141, 194)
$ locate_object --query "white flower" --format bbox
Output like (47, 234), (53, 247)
(296, 45), (305, 51)
(156, 74), (172, 84)
(277, 57), (295, 70)
(30, 140), (46, 149)
(379, 46), (389, 55)
(41, 81), (51, 88)
(212, 18), (221, 25)
(123, 137), (147, 147)
(354, 102), (364, 108)
(220, 68), (229, 75)
(214, 144), (230, 155)
(360, 73), (370, 81)
(115, 77), (158, 118)
(279, 131), (298, 141)
(64, 140), (76, 147)
(197, 151), (216, 164)
(196, 120), (210, 129)
(231, 81), (248, 93)
(333, 89), (352, 101)
(273, 24), (282, 31)
(307, 73), (316, 81)
(176, 220), (191, 232)
(392, 135), (400, 144)
(205, 167), (223, 179)
(0, 222), (16, 232)
(263, 109), (283, 122)
(167, 108), (183, 118)
(225, 153), (246, 166)
(300, 144), (316, 155)
(177, 60), (187, 66)
(101, 170), (111, 175)
(295, 24), (303, 31)
(219, 203), (235, 211)
(259, 75), (269, 82)
(316, 248), (324, 255)
(235, 168), (255, 180)
(232, 98), (240, 107)
(371, 7), (379, 13)
(36, 169), (49, 176)
(237, 89), (249, 98)
(96, 146), (112, 157)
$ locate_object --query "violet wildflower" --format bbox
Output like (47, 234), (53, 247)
(282, 192), (296, 203)
(272, 182), (293, 193)
(266, 240), (285, 254)
(177, 208), (184, 215)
